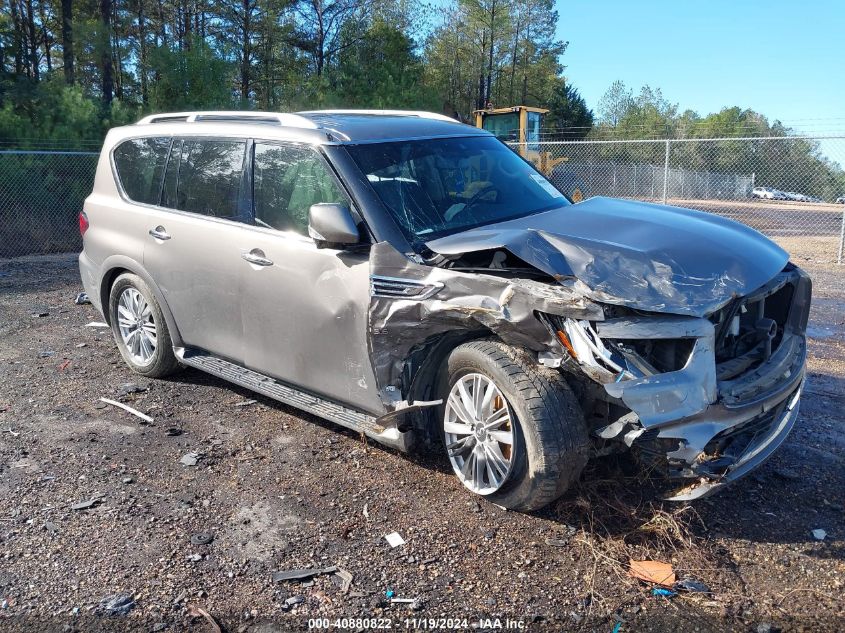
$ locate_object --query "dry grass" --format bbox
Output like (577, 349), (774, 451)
(545, 460), (737, 624)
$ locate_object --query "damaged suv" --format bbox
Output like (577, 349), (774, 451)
(79, 110), (811, 510)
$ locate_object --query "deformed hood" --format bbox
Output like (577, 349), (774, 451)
(426, 197), (789, 317)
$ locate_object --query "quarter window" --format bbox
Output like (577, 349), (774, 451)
(162, 138), (247, 218)
(113, 137), (170, 204)
(253, 143), (349, 234)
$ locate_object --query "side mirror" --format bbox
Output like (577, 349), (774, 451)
(308, 203), (360, 247)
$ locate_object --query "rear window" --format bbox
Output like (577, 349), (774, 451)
(113, 137), (171, 204)
(162, 138), (247, 218)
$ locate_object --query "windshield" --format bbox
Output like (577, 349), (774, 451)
(346, 136), (570, 244)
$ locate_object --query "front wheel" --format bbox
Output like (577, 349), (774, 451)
(440, 340), (589, 511)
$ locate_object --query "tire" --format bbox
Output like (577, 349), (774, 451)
(439, 340), (589, 511)
(108, 273), (179, 378)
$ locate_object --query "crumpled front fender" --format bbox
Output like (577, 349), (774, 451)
(367, 241), (603, 410)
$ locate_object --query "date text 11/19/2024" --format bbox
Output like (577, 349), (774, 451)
(307, 617), (529, 630)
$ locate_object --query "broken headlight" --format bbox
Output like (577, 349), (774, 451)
(545, 315), (695, 382)
(606, 338), (695, 375)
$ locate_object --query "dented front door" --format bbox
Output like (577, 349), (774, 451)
(239, 229), (384, 415)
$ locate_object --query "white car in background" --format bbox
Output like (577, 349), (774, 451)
(752, 187), (788, 201)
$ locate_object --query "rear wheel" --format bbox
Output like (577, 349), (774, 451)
(108, 273), (179, 378)
(440, 340), (589, 511)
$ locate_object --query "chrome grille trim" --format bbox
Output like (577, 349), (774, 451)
(371, 275), (443, 300)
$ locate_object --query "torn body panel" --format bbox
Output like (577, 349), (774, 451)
(367, 241), (602, 412)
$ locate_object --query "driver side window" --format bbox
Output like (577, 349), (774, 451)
(253, 143), (349, 235)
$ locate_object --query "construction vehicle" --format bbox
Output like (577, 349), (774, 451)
(473, 105), (585, 201)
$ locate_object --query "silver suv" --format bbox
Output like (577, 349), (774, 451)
(79, 110), (811, 510)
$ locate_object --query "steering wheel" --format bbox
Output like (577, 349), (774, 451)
(450, 185), (497, 221)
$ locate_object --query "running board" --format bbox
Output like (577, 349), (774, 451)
(176, 348), (413, 452)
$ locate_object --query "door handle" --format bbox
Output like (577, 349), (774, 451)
(149, 226), (171, 241)
(241, 249), (273, 267)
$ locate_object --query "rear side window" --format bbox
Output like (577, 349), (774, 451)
(253, 143), (349, 234)
(113, 137), (170, 204)
(162, 138), (247, 218)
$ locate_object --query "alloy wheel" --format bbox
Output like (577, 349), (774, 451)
(116, 287), (157, 366)
(444, 373), (516, 495)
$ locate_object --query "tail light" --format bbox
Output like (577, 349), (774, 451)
(79, 211), (89, 236)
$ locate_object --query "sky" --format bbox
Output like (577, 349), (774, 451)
(557, 0), (845, 135)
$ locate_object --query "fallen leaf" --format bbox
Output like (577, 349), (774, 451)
(629, 559), (676, 587)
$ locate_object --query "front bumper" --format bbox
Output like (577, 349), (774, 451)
(579, 266), (811, 500)
(662, 386), (802, 500)
(640, 372), (803, 501)
(625, 341), (805, 500)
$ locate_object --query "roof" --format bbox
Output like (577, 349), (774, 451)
(128, 109), (488, 144)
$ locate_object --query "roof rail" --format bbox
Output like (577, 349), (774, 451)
(136, 111), (319, 129)
(298, 109), (459, 123)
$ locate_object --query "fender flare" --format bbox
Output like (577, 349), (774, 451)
(98, 254), (184, 348)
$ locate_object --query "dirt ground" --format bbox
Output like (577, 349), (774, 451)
(0, 244), (843, 632)
(666, 198), (845, 238)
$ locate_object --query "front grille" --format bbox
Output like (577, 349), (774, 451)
(702, 405), (781, 459)
(698, 388), (796, 478)
(634, 389), (793, 480)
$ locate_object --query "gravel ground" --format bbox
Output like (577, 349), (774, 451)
(0, 250), (843, 633)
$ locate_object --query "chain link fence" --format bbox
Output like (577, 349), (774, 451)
(512, 136), (845, 264)
(2, 137), (845, 262)
(0, 150), (99, 258)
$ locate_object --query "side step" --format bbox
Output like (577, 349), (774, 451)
(176, 348), (412, 452)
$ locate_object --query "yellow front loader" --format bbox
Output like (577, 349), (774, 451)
(473, 105), (583, 201)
